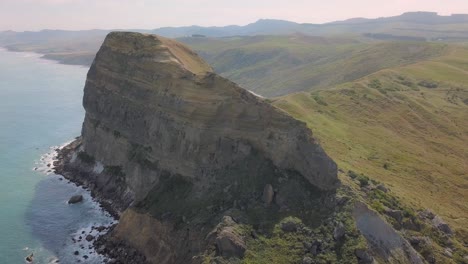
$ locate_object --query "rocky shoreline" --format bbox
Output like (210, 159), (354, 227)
(53, 139), (148, 264)
(53, 138), (120, 219)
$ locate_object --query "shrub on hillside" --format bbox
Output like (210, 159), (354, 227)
(418, 80), (438, 88)
(368, 79), (382, 89)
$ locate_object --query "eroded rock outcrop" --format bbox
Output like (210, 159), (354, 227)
(353, 202), (425, 264)
(57, 32), (339, 263)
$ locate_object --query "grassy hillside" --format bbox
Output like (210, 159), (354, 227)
(182, 35), (448, 97)
(273, 46), (468, 238)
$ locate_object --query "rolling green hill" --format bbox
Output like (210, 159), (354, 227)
(273, 46), (468, 241)
(182, 35), (448, 96)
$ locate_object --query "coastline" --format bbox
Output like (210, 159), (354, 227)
(53, 139), (148, 264)
(53, 139), (120, 219)
(0, 45), (91, 67)
(0, 45), (142, 262)
(38, 141), (116, 263)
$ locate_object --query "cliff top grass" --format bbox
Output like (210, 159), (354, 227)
(103, 32), (213, 75)
(273, 45), (468, 237)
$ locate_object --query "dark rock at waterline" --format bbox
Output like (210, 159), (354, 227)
(74, 251), (79, 255)
(86, 234), (95, 242)
(68, 195), (83, 204)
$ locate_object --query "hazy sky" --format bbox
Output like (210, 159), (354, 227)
(1, 0), (468, 31)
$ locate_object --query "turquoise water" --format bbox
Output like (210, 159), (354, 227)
(0, 48), (112, 263)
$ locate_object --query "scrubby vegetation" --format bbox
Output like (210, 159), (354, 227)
(77, 151), (95, 164)
(104, 165), (124, 177)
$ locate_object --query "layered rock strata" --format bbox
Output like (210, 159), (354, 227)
(57, 32), (340, 263)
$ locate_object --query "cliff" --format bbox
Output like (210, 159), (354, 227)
(81, 32), (338, 201)
(58, 32), (342, 263)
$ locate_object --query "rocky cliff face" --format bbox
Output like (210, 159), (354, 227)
(81, 32), (338, 200)
(59, 32), (340, 263)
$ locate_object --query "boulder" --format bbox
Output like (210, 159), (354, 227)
(310, 244), (318, 255)
(262, 184), (274, 205)
(432, 216), (452, 235)
(333, 222), (346, 240)
(408, 236), (431, 247)
(215, 227), (246, 258)
(443, 248), (453, 258)
(355, 249), (374, 264)
(281, 220), (299, 232)
(302, 256), (313, 264)
(68, 195), (83, 204)
(307, 240), (322, 255)
(85, 235), (94, 242)
(336, 195), (350, 206)
(418, 209), (435, 220)
(402, 218), (420, 231)
(376, 184), (388, 193)
(385, 209), (403, 224)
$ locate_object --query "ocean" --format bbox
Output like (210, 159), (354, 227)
(0, 48), (113, 264)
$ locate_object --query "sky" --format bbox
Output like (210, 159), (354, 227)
(1, 0), (468, 31)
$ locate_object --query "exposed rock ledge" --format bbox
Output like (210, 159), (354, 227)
(56, 32), (340, 263)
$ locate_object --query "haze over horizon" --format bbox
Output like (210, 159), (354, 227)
(1, 0), (468, 31)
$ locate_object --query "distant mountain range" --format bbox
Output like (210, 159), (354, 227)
(150, 12), (468, 38)
(3, 12), (468, 41)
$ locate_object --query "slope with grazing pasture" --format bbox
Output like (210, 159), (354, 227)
(274, 45), (468, 239)
(181, 35), (448, 97)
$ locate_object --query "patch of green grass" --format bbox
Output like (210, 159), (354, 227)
(347, 170), (359, 179)
(243, 206), (364, 264)
(368, 79), (382, 89)
(312, 93), (328, 106)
